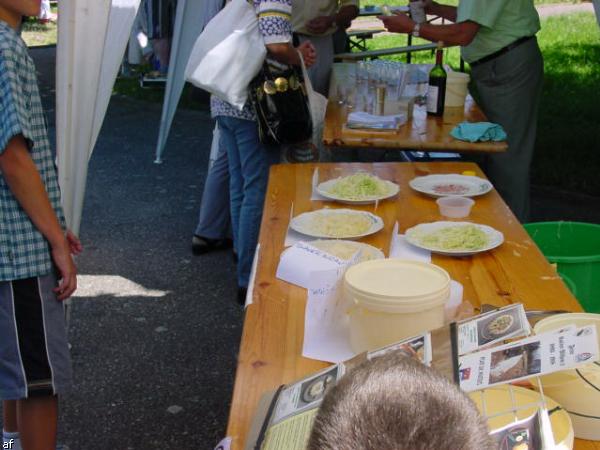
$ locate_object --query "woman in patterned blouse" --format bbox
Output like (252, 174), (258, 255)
(210, 0), (316, 304)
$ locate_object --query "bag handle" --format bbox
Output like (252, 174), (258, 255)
(297, 50), (316, 98)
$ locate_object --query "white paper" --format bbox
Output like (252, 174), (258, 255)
(389, 222), (431, 262)
(302, 270), (355, 363)
(276, 242), (350, 289)
(310, 168), (328, 201)
(245, 244), (260, 308)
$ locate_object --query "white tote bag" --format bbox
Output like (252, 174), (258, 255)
(300, 55), (328, 149)
(185, 0), (266, 110)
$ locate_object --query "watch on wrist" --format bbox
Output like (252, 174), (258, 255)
(412, 22), (421, 37)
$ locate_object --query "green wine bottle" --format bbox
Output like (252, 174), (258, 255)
(426, 42), (447, 116)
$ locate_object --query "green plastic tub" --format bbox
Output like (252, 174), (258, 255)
(524, 222), (600, 313)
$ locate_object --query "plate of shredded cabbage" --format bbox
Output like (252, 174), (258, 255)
(308, 240), (385, 262)
(290, 209), (384, 239)
(405, 221), (504, 256)
(317, 172), (400, 204)
(409, 174), (493, 198)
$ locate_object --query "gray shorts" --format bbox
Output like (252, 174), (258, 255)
(0, 272), (72, 400)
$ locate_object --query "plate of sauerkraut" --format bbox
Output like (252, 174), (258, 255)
(290, 209), (384, 239)
(317, 172), (400, 204)
(405, 221), (503, 256)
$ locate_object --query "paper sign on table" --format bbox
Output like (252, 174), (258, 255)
(276, 242), (352, 289)
(245, 244), (260, 308)
(389, 222), (431, 262)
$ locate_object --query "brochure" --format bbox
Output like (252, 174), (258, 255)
(457, 304), (531, 356)
(458, 325), (598, 392)
(490, 409), (555, 450)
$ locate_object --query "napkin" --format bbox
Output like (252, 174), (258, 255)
(450, 122), (507, 143)
(347, 111), (407, 130)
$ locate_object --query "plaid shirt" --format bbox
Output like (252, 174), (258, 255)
(0, 21), (65, 281)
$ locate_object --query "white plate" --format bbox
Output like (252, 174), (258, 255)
(290, 208), (384, 239)
(405, 221), (504, 256)
(409, 174), (493, 198)
(316, 176), (400, 205)
(308, 240), (385, 262)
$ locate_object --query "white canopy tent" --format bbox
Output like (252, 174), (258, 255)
(56, 0), (141, 235)
(154, 0), (221, 163)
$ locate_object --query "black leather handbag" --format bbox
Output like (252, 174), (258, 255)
(249, 62), (313, 146)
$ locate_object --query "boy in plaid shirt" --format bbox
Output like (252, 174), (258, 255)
(0, 1), (81, 449)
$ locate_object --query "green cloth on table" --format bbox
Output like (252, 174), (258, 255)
(450, 122), (507, 142)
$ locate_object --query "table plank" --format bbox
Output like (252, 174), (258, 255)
(226, 162), (596, 450)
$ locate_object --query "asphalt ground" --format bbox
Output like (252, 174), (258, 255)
(0, 46), (598, 450)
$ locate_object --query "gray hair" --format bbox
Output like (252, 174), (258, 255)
(307, 351), (495, 450)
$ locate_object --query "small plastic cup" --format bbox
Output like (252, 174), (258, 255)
(436, 196), (475, 218)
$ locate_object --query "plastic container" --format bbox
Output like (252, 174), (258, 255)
(524, 222), (600, 313)
(344, 259), (450, 353)
(533, 313), (600, 441)
(436, 196), (474, 218)
(468, 385), (574, 450)
(445, 71), (470, 107)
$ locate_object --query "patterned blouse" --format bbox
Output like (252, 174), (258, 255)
(210, 0), (293, 121)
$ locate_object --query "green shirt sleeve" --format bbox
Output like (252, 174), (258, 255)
(457, 0), (506, 29)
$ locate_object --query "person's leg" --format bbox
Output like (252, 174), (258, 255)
(17, 396), (58, 450)
(192, 124), (233, 254)
(3, 400), (17, 432)
(471, 38), (544, 221)
(229, 119), (277, 288)
(194, 127), (230, 240)
(218, 116), (243, 260)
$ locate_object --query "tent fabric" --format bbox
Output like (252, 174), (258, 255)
(56, 0), (141, 235)
(154, 0), (222, 163)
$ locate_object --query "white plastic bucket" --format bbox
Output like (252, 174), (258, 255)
(344, 259), (450, 353)
(533, 313), (600, 441)
(445, 71), (470, 107)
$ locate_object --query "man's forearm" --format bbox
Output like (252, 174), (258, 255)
(428, 2), (458, 22)
(419, 22), (477, 46)
(0, 135), (65, 248)
(335, 5), (359, 29)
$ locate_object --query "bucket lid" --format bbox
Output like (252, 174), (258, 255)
(344, 259), (450, 312)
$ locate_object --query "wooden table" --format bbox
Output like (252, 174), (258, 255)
(226, 162), (597, 450)
(322, 64), (508, 156)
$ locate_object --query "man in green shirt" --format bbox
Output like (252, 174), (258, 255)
(380, 0), (543, 221)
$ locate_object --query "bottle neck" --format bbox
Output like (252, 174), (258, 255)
(435, 48), (443, 66)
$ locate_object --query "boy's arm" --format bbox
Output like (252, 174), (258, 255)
(0, 135), (77, 300)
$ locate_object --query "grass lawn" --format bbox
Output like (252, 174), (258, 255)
(21, 8), (57, 47)
(365, 12), (600, 196)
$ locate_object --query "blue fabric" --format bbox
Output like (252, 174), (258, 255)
(450, 121), (507, 143)
(194, 129), (231, 240)
(217, 116), (279, 288)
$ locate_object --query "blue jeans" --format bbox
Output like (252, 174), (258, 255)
(194, 126), (231, 240)
(216, 116), (279, 288)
